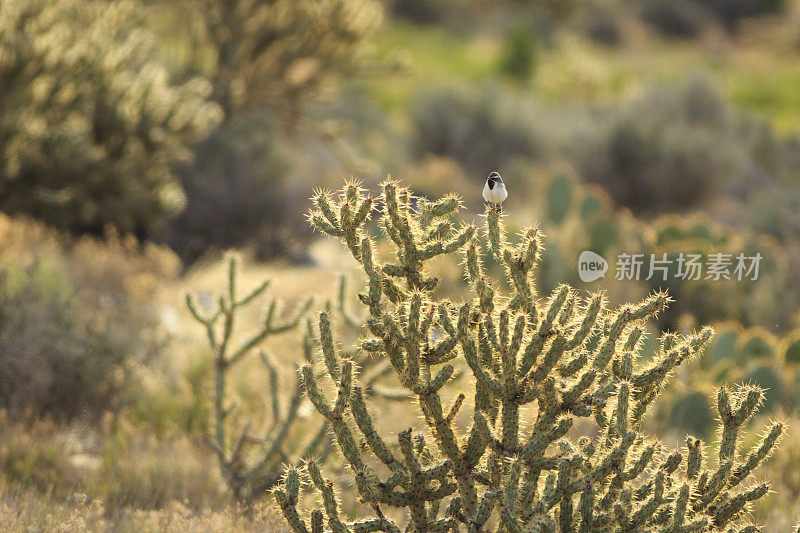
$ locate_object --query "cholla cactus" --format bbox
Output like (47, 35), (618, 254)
(180, 0), (382, 121)
(0, 0), (221, 234)
(186, 256), (327, 503)
(276, 181), (783, 531)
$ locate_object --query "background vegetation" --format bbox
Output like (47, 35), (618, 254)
(2, 0), (800, 530)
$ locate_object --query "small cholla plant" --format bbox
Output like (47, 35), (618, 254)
(187, 257), (329, 503)
(276, 180), (784, 531)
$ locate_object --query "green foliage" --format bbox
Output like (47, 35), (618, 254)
(695, 0), (786, 29)
(578, 3), (623, 46)
(639, 0), (785, 35)
(388, 0), (465, 23)
(498, 25), (538, 83)
(669, 391), (714, 437)
(0, 0), (221, 235)
(276, 180), (781, 531)
(410, 79), (800, 251)
(580, 78), (735, 215)
(156, 0), (380, 261)
(544, 174), (573, 226)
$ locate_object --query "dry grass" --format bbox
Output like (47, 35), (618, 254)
(0, 486), (288, 532)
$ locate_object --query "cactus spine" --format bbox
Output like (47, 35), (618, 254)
(277, 181), (783, 531)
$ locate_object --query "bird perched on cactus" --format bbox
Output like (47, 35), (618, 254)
(483, 171), (508, 212)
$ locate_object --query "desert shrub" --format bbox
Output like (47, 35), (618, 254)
(577, 78), (737, 214)
(91, 430), (225, 512)
(559, 76), (800, 228)
(749, 182), (800, 242)
(738, 330), (777, 361)
(782, 333), (800, 365)
(174, 0), (382, 121)
(0, 486), (288, 532)
(387, 0), (464, 23)
(409, 77), (800, 248)
(162, 114), (291, 263)
(275, 180), (782, 531)
(638, 0), (784, 35)
(0, 215), (178, 420)
(154, 0), (381, 261)
(695, 0), (786, 29)
(638, 0), (710, 37)
(578, 3), (623, 45)
(0, 262), (128, 419)
(0, 0), (221, 235)
(0, 414), (79, 494)
(411, 85), (544, 174)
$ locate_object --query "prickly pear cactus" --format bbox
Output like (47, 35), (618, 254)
(782, 333), (800, 365)
(276, 181), (784, 532)
(545, 174), (574, 226)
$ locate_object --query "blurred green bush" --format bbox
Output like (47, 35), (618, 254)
(411, 84), (544, 174)
(638, 0), (785, 35)
(173, 0), (382, 121)
(498, 25), (539, 83)
(0, 0), (221, 236)
(163, 114), (291, 263)
(576, 78), (736, 214)
(153, 0), (381, 260)
(638, 0), (711, 37)
(387, 0), (465, 23)
(695, 0), (785, 29)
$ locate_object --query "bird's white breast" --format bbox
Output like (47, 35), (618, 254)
(483, 181), (508, 203)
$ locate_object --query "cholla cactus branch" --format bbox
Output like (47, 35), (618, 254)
(186, 257), (326, 503)
(279, 182), (784, 531)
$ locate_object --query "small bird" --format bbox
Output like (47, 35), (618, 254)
(483, 171), (508, 212)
